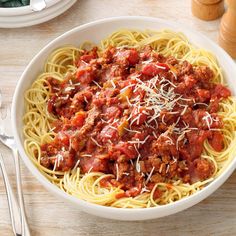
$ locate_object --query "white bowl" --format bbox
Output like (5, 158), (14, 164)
(0, 0), (76, 28)
(12, 16), (236, 221)
(0, 0), (61, 16)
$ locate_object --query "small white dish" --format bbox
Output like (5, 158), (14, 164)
(0, 0), (76, 28)
(12, 16), (236, 221)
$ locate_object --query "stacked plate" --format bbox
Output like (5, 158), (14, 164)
(0, 0), (76, 28)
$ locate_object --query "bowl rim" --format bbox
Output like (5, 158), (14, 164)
(12, 16), (236, 220)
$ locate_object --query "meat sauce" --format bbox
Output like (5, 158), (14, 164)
(41, 45), (231, 198)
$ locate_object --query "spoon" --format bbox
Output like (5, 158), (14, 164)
(30, 0), (46, 12)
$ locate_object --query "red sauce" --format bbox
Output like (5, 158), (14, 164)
(40, 45), (231, 197)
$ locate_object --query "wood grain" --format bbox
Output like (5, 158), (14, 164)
(0, 1), (236, 235)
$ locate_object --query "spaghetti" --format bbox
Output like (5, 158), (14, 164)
(23, 29), (236, 208)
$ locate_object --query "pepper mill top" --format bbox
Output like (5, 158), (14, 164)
(192, 0), (224, 21)
(218, 0), (236, 58)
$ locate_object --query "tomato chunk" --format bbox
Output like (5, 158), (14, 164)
(100, 125), (118, 142)
(71, 112), (86, 127)
(76, 67), (94, 84)
(114, 142), (136, 159)
(115, 49), (139, 66)
(208, 132), (224, 152)
(212, 84), (231, 99)
(142, 63), (169, 76)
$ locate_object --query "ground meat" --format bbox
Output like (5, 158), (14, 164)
(166, 56), (178, 65)
(71, 106), (100, 151)
(151, 135), (178, 157)
(194, 66), (214, 82)
(40, 156), (50, 168)
(150, 173), (163, 183)
(78, 106), (100, 135)
(71, 88), (93, 109)
(194, 159), (214, 180)
(178, 61), (193, 76)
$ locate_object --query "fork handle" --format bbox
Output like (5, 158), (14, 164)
(13, 149), (31, 236)
(0, 154), (22, 236)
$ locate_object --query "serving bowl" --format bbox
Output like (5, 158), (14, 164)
(12, 16), (236, 221)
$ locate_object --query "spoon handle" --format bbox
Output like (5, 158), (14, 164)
(0, 153), (22, 236)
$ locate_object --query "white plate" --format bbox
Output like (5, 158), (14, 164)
(12, 16), (236, 221)
(0, 0), (76, 28)
(0, 0), (62, 16)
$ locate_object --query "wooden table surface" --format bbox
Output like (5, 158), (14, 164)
(1, 1), (236, 235)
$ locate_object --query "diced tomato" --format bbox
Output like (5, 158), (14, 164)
(80, 156), (108, 173)
(114, 142), (136, 159)
(187, 131), (211, 159)
(127, 49), (139, 65)
(142, 63), (169, 76)
(153, 188), (163, 200)
(115, 49), (139, 66)
(76, 67), (94, 84)
(71, 112), (86, 127)
(55, 132), (70, 146)
(115, 192), (126, 199)
(196, 89), (210, 102)
(100, 125), (118, 142)
(212, 84), (231, 99)
(142, 63), (158, 76)
(208, 132), (224, 152)
(80, 54), (95, 63)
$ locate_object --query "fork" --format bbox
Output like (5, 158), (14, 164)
(0, 97), (30, 235)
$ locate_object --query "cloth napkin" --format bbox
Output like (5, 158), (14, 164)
(0, 0), (29, 7)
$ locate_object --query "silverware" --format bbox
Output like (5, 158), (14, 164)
(0, 153), (22, 236)
(30, 0), (46, 12)
(0, 96), (31, 236)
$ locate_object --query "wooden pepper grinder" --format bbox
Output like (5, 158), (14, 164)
(219, 0), (236, 58)
(192, 0), (225, 21)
